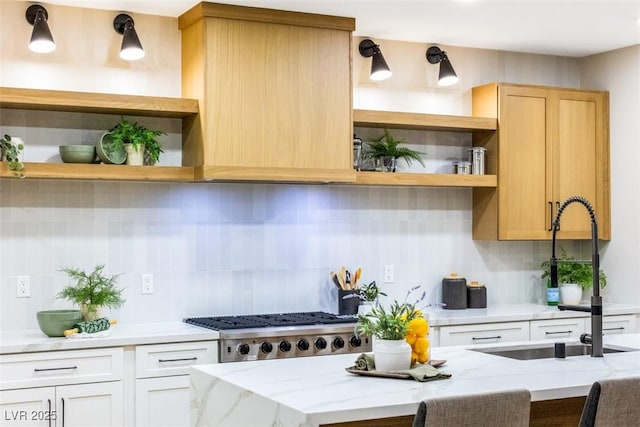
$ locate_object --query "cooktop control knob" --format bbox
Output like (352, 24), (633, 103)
(260, 342), (273, 354)
(315, 337), (327, 350)
(237, 343), (250, 355)
(349, 335), (362, 348)
(297, 338), (310, 351)
(332, 336), (345, 349)
(279, 340), (292, 352)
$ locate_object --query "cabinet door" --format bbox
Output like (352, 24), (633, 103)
(530, 318), (586, 341)
(56, 382), (123, 427)
(438, 321), (529, 346)
(585, 315), (637, 335)
(498, 85), (550, 239)
(135, 376), (190, 427)
(0, 387), (55, 427)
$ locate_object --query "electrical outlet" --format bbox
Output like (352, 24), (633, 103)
(384, 265), (394, 283)
(141, 274), (154, 294)
(17, 276), (30, 298)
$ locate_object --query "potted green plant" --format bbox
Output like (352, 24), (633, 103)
(0, 134), (25, 178)
(57, 264), (125, 321)
(357, 281), (387, 315)
(108, 117), (165, 166)
(365, 129), (425, 172)
(541, 248), (607, 304)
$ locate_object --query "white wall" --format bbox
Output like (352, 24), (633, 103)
(2, 1), (632, 331)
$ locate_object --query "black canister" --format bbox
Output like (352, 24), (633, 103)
(442, 274), (467, 310)
(467, 282), (487, 308)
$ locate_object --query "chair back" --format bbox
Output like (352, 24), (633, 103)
(579, 377), (640, 427)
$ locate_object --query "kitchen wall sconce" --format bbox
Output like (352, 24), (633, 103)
(426, 46), (458, 86)
(26, 4), (56, 53)
(359, 39), (392, 81)
(113, 13), (145, 61)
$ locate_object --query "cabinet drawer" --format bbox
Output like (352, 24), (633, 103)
(439, 322), (529, 347)
(0, 348), (123, 390)
(585, 315), (637, 335)
(135, 341), (218, 378)
(530, 318), (587, 341)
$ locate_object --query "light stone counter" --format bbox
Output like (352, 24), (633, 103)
(190, 333), (640, 427)
(426, 303), (640, 326)
(0, 321), (219, 354)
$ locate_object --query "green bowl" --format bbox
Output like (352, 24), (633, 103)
(36, 310), (83, 337)
(59, 145), (97, 163)
(96, 133), (126, 165)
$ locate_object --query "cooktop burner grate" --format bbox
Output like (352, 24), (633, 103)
(184, 311), (356, 330)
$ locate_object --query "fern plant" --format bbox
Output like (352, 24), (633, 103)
(365, 129), (425, 168)
(57, 265), (125, 310)
(541, 248), (607, 290)
(109, 117), (165, 163)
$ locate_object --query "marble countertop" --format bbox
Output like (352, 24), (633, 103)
(426, 303), (640, 326)
(0, 322), (219, 354)
(190, 333), (640, 427)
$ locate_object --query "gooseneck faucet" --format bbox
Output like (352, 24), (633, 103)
(550, 196), (603, 357)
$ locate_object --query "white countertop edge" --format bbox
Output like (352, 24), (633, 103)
(0, 322), (219, 354)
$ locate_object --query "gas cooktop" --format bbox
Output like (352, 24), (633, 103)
(184, 311), (357, 331)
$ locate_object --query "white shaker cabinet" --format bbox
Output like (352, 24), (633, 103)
(529, 318), (587, 341)
(438, 321), (529, 346)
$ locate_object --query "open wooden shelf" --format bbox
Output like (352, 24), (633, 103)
(0, 87), (199, 118)
(353, 109), (496, 132)
(355, 172), (497, 187)
(1, 163), (195, 182)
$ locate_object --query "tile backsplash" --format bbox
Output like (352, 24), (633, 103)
(0, 178), (560, 331)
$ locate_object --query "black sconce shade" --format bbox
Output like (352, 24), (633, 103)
(114, 13), (145, 61)
(426, 46), (458, 86)
(359, 39), (392, 81)
(26, 4), (56, 53)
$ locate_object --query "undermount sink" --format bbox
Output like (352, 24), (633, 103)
(470, 343), (635, 360)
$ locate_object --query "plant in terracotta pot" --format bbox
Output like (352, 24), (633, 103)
(365, 129), (425, 172)
(57, 264), (125, 321)
(0, 134), (25, 178)
(108, 117), (165, 165)
(541, 248), (607, 304)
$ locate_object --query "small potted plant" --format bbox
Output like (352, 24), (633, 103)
(541, 248), (607, 304)
(57, 264), (125, 321)
(108, 117), (165, 166)
(365, 129), (425, 172)
(358, 281), (387, 315)
(0, 134), (25, 178)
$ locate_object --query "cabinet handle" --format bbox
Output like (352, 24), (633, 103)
(555, 201), (561, 230)
(48, 399), (52, 427)
(158, 357), (198, 363)
(545, 330), (572, 335)
(61, 397), (65, 427)
(603, 327), (625, 331)
(472, 336), (502, 341)
(548, 201), (553, 231)
(34, 366), (77, 372)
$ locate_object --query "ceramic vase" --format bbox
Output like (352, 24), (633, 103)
(373, 338), (412, 371)
(125, 144), (145, 165)
(81, 304), (102, 321)
(559, 283), (582, 305)
(358, 301), (375, 316)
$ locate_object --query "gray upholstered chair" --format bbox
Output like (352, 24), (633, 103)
(412, 389), (531, 427)
(578, 377), (640, 427)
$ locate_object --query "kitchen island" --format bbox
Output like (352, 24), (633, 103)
(190, 334), (640, 427)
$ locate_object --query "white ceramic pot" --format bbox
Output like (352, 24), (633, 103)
(358, 301), (374, 316)
(373, 338), (411, 371)
(125, 144), (145, 165)
(80, 304), (102, 321)
(559, 283), (582, 305)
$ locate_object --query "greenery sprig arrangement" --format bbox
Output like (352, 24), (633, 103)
(359, 280), (387, 302)
(541, 247), (607, 290)
(109, 117), (166, 164)
(357, 286), (426, 340)
(0, 134), (25, 178)
(57, 264), (126, 312)
(365, 129), (425, 168)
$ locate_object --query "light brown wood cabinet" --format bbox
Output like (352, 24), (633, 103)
(472, 83), (610, 240)
(178, 2), (355, 183)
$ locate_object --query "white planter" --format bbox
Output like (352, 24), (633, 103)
(560, 283), (582, 305)
(358, 301), (375, 316)
(373, 338), (411, 371)
(125, 144), (145, 165)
